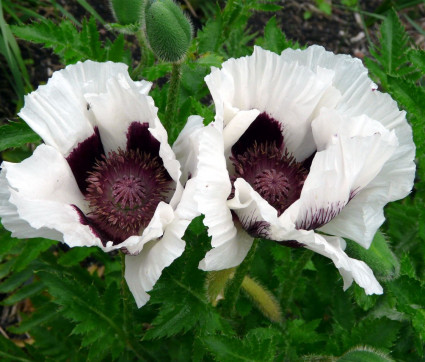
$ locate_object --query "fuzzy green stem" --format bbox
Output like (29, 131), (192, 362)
(120, 253), (146, 359)
(222, 239), (259, 317)
(131, 29), (150, 79)
(120, 252), (131, 359)
(282, 249), (312, 310)
(164, 62), (182, 133)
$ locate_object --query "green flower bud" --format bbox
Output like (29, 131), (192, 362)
(144, 0), (192, 62)
(110, 0), (143, 26)
(241, 276), (282, 323)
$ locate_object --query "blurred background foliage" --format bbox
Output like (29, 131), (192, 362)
(0, 0), (424, 361)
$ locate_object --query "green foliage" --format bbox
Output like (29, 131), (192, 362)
(0, 4), (32, 104)
(365, 9), (425, 159)
(0, 2), (424, 362)
(0, 121), (40, 152)
(110, 0), (143, 26)
(255, 16), (300, 54)
(11, 17), (130, 65)
(144, 218), (229, 342)
(204, 328), (279, 362)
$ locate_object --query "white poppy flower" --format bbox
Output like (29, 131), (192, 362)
(194, 46), (416, 294)
(0, 61), (198, 307)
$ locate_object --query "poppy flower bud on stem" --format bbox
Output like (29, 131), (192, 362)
(144, 0), (192, 132)
(222, 239), (259, 317)
(144, 0), (192, 63)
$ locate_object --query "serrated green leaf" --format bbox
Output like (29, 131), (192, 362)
(144, 302), (199, 340)
(399, 253), (417, 279)
(0, 335), (32, 362)
(352, 284), (378, 311)
(0, 267), (32, 293)
(204, 328), (279, 362)
(374, 9), (410, 75)
(197, 18), (222, 53)
(332, 287), (356, 330)
(197, 52), (224, 67)
(0, 229), (21, 256)
(36, 267), (126, 354)
(0, 121), (40, 151)
(255, 16), (287, 54)
(408, 48), (425, 73)
(387, 75), (425, 121)
(386, 276), (425, 342)
(12, 238), (56, 272)
(11, 18), (110, 64)
(106, 33), (128, 63)
(57, 246), (98, 266)
(349, 318), (401, 351)
(287, 319), (325, 346)
(1, 280), (44, 305)
(251, 4), (282, 11)
(8, 303), (58, 334)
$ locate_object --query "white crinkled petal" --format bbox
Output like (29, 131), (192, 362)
(150, 117), (184, 209)
(223, 109), (260, 161)
(85, 78), (158, 154)
(194, 124), (251, 268)
(114, 201), (175, 254)
(299, 233), (383, 295)
(228, 178), (279, 231)
(125, 227), (185, 307)
(125, 178), (199, 307)
(173, 115), (205, 183)
(282, 45), (415, 243)
(19, 61), (150, 156)
(0, 167), (63, 241)
(199, 226), (253, 271)
(295, 112), (398, 232)
(319, 186), (387, 248)
(205, 46), (339, 161)
(1, 144), (102, 248)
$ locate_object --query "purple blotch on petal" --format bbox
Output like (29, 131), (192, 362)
(126, 122), (160, 157)
(71, 204), (110, 246)
(296, 202), (346, 231)
(231, 112), (284, 157)
(66, 127), (104, 194)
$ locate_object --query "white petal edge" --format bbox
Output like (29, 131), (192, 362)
(0, 144), (103, 248)
(300, 233), (383, 295)
(293, 112), (398, 236)
(282, 45), (415, 200)
(194, 123), (252, 269)
(125, 178), (199, 307)
(19, 61), (151, 156)
(205, 46), (340, 160)
(173, 115), (205, 183)
(85, 77), (158, 154)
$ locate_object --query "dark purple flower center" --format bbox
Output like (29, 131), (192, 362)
(67, 122), (174, 246)
(229, 112), (312, 247)
(232, 142), (308, 216)
(84, 149), (172, 243)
